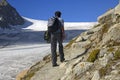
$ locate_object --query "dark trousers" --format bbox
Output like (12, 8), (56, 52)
(51, 33), (65, 65)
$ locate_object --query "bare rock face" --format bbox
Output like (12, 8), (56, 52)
(61, 62), (93, 80)
(61, 4), (120, 80)
(102, 24), (120, 46)
(0, 0), (24, 28)
(115, 4), (120, 15)
(98, 9), (114, 24)
(98, 4), (120, 25)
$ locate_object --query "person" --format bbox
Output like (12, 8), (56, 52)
(48, 11), (65, 67)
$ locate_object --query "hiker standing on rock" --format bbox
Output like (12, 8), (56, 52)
(47, 11), (65, 67)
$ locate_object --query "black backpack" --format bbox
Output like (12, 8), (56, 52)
(48, 17), (61, 33)
(44, 17), (61, 43)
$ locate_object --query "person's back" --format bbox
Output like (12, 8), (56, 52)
(48, 11), (65, 67)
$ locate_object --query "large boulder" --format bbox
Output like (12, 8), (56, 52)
(98, 4), (120, 25)
(102, 24), (120, 46)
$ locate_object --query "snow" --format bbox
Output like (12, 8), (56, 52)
(22, 17), (96, 31)
(0, 17), (97, 80)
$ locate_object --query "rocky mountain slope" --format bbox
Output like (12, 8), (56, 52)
(17, 4), (120, 80)
(0, 0), (24, 28)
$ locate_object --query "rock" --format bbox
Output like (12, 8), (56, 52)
(16, 70), (28, 80)
(111, 70), (119, 75)
(99, 53), (114, 67)
(75, 36), (84, 42)
(98, 4), (120, 25)
(98, 8), (114, 24)
(104, 75), (120, 80)
(91, 70), (100, 80)
(61, 62), (93, 80)
(115, 4), (120, 15)
(72, 40), (91, 49)
(59, 62), (68, 68)
(74, 57), (84, 64)
(65, 65), (73, 75)
(86, 71), (91, 76)
(102, 24), (120, 46)
(73, 62), (93, 76)
(99, 48), (107, 58)
(63, 57), (84, 74)
(116, 62), (120, 66)
(85, 30), (94, 35)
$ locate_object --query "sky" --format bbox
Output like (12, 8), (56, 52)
(7, 0), (118, 22)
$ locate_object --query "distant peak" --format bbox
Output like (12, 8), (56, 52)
(0, 0), (8, 6)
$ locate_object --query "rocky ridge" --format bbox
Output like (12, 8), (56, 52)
(0, 0), (24, 28)
(17, 4), (120, 80)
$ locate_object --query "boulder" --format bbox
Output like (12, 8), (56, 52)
(91, 70), (100, 80)
(61, 62), (93, 80)
(98, 4), (120, 25)
(102, 24), (120, 46)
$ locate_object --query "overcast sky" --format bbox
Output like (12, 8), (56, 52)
(7, 0), (118, 22)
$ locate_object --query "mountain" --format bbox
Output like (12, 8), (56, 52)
(0, 0), (24, 28)
(18, 4), (120, 80)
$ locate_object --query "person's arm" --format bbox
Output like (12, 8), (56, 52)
(61, 26), (65, 40)
(61, 19), (65, 40)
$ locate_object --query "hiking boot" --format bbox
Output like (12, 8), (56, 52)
(52, 64), (59, 67)
(60, 58), (65, 62)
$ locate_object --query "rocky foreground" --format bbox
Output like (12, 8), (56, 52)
(17, 4), (120, 80)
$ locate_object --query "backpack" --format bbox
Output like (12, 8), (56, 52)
(47, 17), (61, 33)
(44, 30), (51, 43)
(44, 17), (61, 43)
